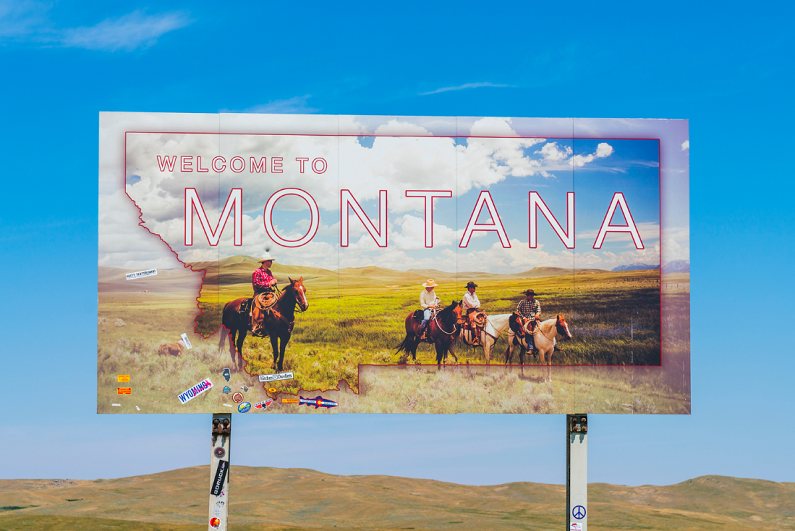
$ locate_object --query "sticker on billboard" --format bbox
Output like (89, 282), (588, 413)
(177, 379), (213, 404)
(125, 269), (157, 280)
(259, 372), (294, 383)
(98, 113), (690, 415)
(180, 333), (192, 349)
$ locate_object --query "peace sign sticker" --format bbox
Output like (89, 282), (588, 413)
(572, 505), (586, 520)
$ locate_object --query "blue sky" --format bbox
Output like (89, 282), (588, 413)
(2, 0), (794, 486)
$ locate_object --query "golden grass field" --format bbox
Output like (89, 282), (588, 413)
(97, 257), (689, 414)
(1, 467), (791, 530)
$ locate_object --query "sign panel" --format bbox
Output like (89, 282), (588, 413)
(98, 113), (690, 414)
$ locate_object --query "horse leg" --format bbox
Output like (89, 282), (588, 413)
(227, 328), (238, 370)
(270, 334), (279, 371)
(277, 332), (290, 372)
(434, 343), (445, 369)
(542, 349), (552, 383)
(236, 329), (247, 372)
(446, 341), (458, 364)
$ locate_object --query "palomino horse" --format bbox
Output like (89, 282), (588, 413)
(219, 277), (309, 372)
(458, 313), (512, 365)
(395, 302), (465, 367)
(504, 315), (572, 382)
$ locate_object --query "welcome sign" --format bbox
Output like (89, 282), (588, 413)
(98, 113), (690, 414)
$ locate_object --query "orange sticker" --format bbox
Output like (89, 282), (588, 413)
(281, 398), (299, 404)
(268, 388), (277, 393)
(117, 375), (130, 382)
(117, 387), (132, 395)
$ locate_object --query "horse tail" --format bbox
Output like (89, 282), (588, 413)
(395, 335), (410, 355)
(218, 325), (228, 350)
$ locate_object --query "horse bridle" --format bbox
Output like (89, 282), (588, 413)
(276, 284), (308, 314)
(433, 310), (460, 335)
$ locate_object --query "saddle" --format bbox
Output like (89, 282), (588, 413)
(413, 309), (424, 321)
(238, 295), (277, 315)
(238, 298), (253, 315)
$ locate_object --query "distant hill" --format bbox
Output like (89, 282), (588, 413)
(612, 263), (660, 272)
(663, 259), (690, 273)
(408, 266), (608, 280)
(1, 467), (792, 531)
(98, 266), (199, 293)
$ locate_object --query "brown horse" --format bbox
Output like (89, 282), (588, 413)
(219, 277), (309, 372)
(505, 314), (572, 381)
(395, 302), (464, 367)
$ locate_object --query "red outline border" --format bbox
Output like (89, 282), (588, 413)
(120, 132), (664, 394)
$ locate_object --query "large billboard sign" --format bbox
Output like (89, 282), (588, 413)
(98, 113), (690, 414)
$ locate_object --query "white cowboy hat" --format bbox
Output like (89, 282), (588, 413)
(258, 252), (276, 263)
(422, 279), (438, 288)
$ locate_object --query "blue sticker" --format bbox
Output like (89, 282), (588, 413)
(238, 402), (251, 413)
(223, 386), (231, 394)
(572, 506), (586, 520)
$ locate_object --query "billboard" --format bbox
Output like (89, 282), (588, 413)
(98, 113), (690, 414)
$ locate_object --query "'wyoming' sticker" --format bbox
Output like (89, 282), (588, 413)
(177, 379), (213, 404)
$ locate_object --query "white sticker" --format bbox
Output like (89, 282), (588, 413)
(135, 406), (140, 411)
(570, 524), (582, 531)
(111, 403), (121, 407)
(180, 333), (193, 349)
(259, 371), (294, 382)
(223, 403), (233, 407)
(125, 268), (157, 280)
(177, 379), (213, 404)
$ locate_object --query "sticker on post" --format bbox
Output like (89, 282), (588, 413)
(180, 333), (192, 349)
(210, 460), (229, 495)
(210, 517), (221, 528)
(125, 268), (157, 280)
(259, 371), (294, 383)
(572, 505), (586, 520)
(177, 378), (213, 404)
(570, 523), (582, 531)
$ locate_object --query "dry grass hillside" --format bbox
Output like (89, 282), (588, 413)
(1, 467), (792, 531)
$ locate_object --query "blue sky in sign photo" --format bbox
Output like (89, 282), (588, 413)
(1, 0), (793, 486)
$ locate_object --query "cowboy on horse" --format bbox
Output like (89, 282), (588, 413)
(251, 252), (278, 336)
(461, 281), (487, 346)
(511, 289), (562, 352)
(419, 279), (441, 341)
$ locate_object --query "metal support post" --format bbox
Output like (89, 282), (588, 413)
(209, 413), (231, 530)
(566, 414), (588, 531)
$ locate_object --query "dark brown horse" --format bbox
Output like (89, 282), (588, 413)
(219, 277), (309, 372)
(395, 302), (464, 367)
